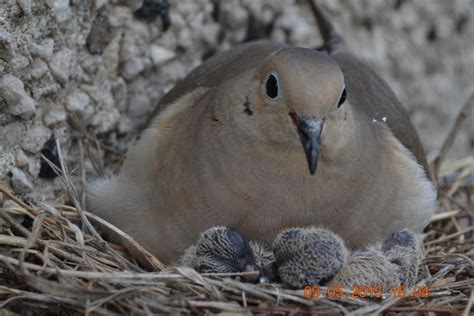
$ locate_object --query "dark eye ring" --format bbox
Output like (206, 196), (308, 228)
(265, 72), (279, 99)
(337, 88), (347, 108)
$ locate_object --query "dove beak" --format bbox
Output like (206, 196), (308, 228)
(297, 118), (323, 175)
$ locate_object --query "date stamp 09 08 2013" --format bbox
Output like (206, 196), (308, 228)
(304, 285), (430, 299)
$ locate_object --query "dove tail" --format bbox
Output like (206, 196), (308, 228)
(307, 0), (347, 53)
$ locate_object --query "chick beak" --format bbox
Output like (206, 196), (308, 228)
(297, 118), (323, 175)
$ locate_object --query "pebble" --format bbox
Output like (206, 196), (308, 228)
(11, 167), (33, 194)
(30, 58), (49, 79)
(21, 125), (51, 153)
(0, 74), (36, 119)
(80, 54), (101, 75)
(123, 0), (144, 11)
(149, 44), (175, 65)
(104, 33), (121, 79)
(49, 0), (71, 23)
(109, 6), (132, 28)
(66, 89), (91, 112)
(0, 31), (16, 59)
(43, 105), (67, 126)
(121, 58), (145, 80)
(11, 55), (30, 70)
(49, 49), (73, 85)
(16, 150), (30, 168)
(127, 91), (150, 119)
(0, 150), (16, 179)
(1, 122), (23, 148)
(86, 7), (113, 54)
(111, 77), (128, 112)
(30, 38), (55, 60)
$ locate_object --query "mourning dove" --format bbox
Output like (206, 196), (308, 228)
(87, 0), (436, 278)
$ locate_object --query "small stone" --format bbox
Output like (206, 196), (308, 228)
(127, 92), (150, 118)
(11, 55), (30, 70)
(0, 150), (16, 179)
(90, 106), (121, 133)
(109, 6), (133, 28)
(0, 122), (23, 148)
(86, 6), (113, 54)
(121, 58), (145, 80)
(111, 77), (128, 112)
(120, 41), (138, 67)
(32, 81), (61, 100)
(48, 0), (71, 23)
(0, 31), (16, 59)
(104, 35), (121, 79)
(49, 49), (72, 85)
(117, 116), (132, 134)
(177, 28), (193, 48)
(16, 150), (30, 168)
(80, 54), (101, 75)
(16, 0), (32, 15)
(11, 168), (33, 194)
(30, 58), (49, 79)
(66, 89), (91, 112)
(123, 0), (143, 11)
(30, 38), (54, 60)
(149, 44), (175, 65)
(21, 125), (51, 153)
(43, 105), (67, 126)
(158, 59), (186, 82)
(0, 74), (36, 119)
(94, 0), (108, 10)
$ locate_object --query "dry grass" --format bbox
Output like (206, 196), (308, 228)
(0, 97), (473, 315)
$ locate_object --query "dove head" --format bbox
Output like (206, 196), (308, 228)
(246, 47), (349, 175)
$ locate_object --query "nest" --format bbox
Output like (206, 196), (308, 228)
(0, 98), (473, 315)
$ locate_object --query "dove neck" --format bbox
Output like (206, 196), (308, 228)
(200, 100), (378, 201)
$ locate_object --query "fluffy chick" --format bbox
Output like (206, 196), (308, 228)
(272, 227), (348, 288)
(181, 226), (269, 283)
(328, 230), (419, 290)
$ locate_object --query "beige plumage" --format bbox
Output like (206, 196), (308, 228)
(87, 2), (436, 265)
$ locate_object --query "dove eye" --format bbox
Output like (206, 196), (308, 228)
(265, 72), (279, 99)
(337, 88), (347, 108)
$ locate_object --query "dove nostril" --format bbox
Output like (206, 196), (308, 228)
(289, 111), (300, 126)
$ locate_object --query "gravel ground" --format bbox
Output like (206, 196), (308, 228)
(0, 0), (473, 205)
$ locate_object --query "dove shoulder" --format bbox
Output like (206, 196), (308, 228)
(331, 51), (431, 179)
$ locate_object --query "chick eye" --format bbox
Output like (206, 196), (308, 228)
(337, 88), (347, 108)
(265, 72), (279, 99)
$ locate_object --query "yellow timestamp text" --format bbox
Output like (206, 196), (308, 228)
(303, 284), (430, 299)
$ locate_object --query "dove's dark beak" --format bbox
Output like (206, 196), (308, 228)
(297, 118), (323, 175)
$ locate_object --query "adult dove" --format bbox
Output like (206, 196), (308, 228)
(87, 2), (436, 267)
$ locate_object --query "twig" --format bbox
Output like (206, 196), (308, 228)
(432, 94), (474, 180)
(463, 290), (474, 316)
